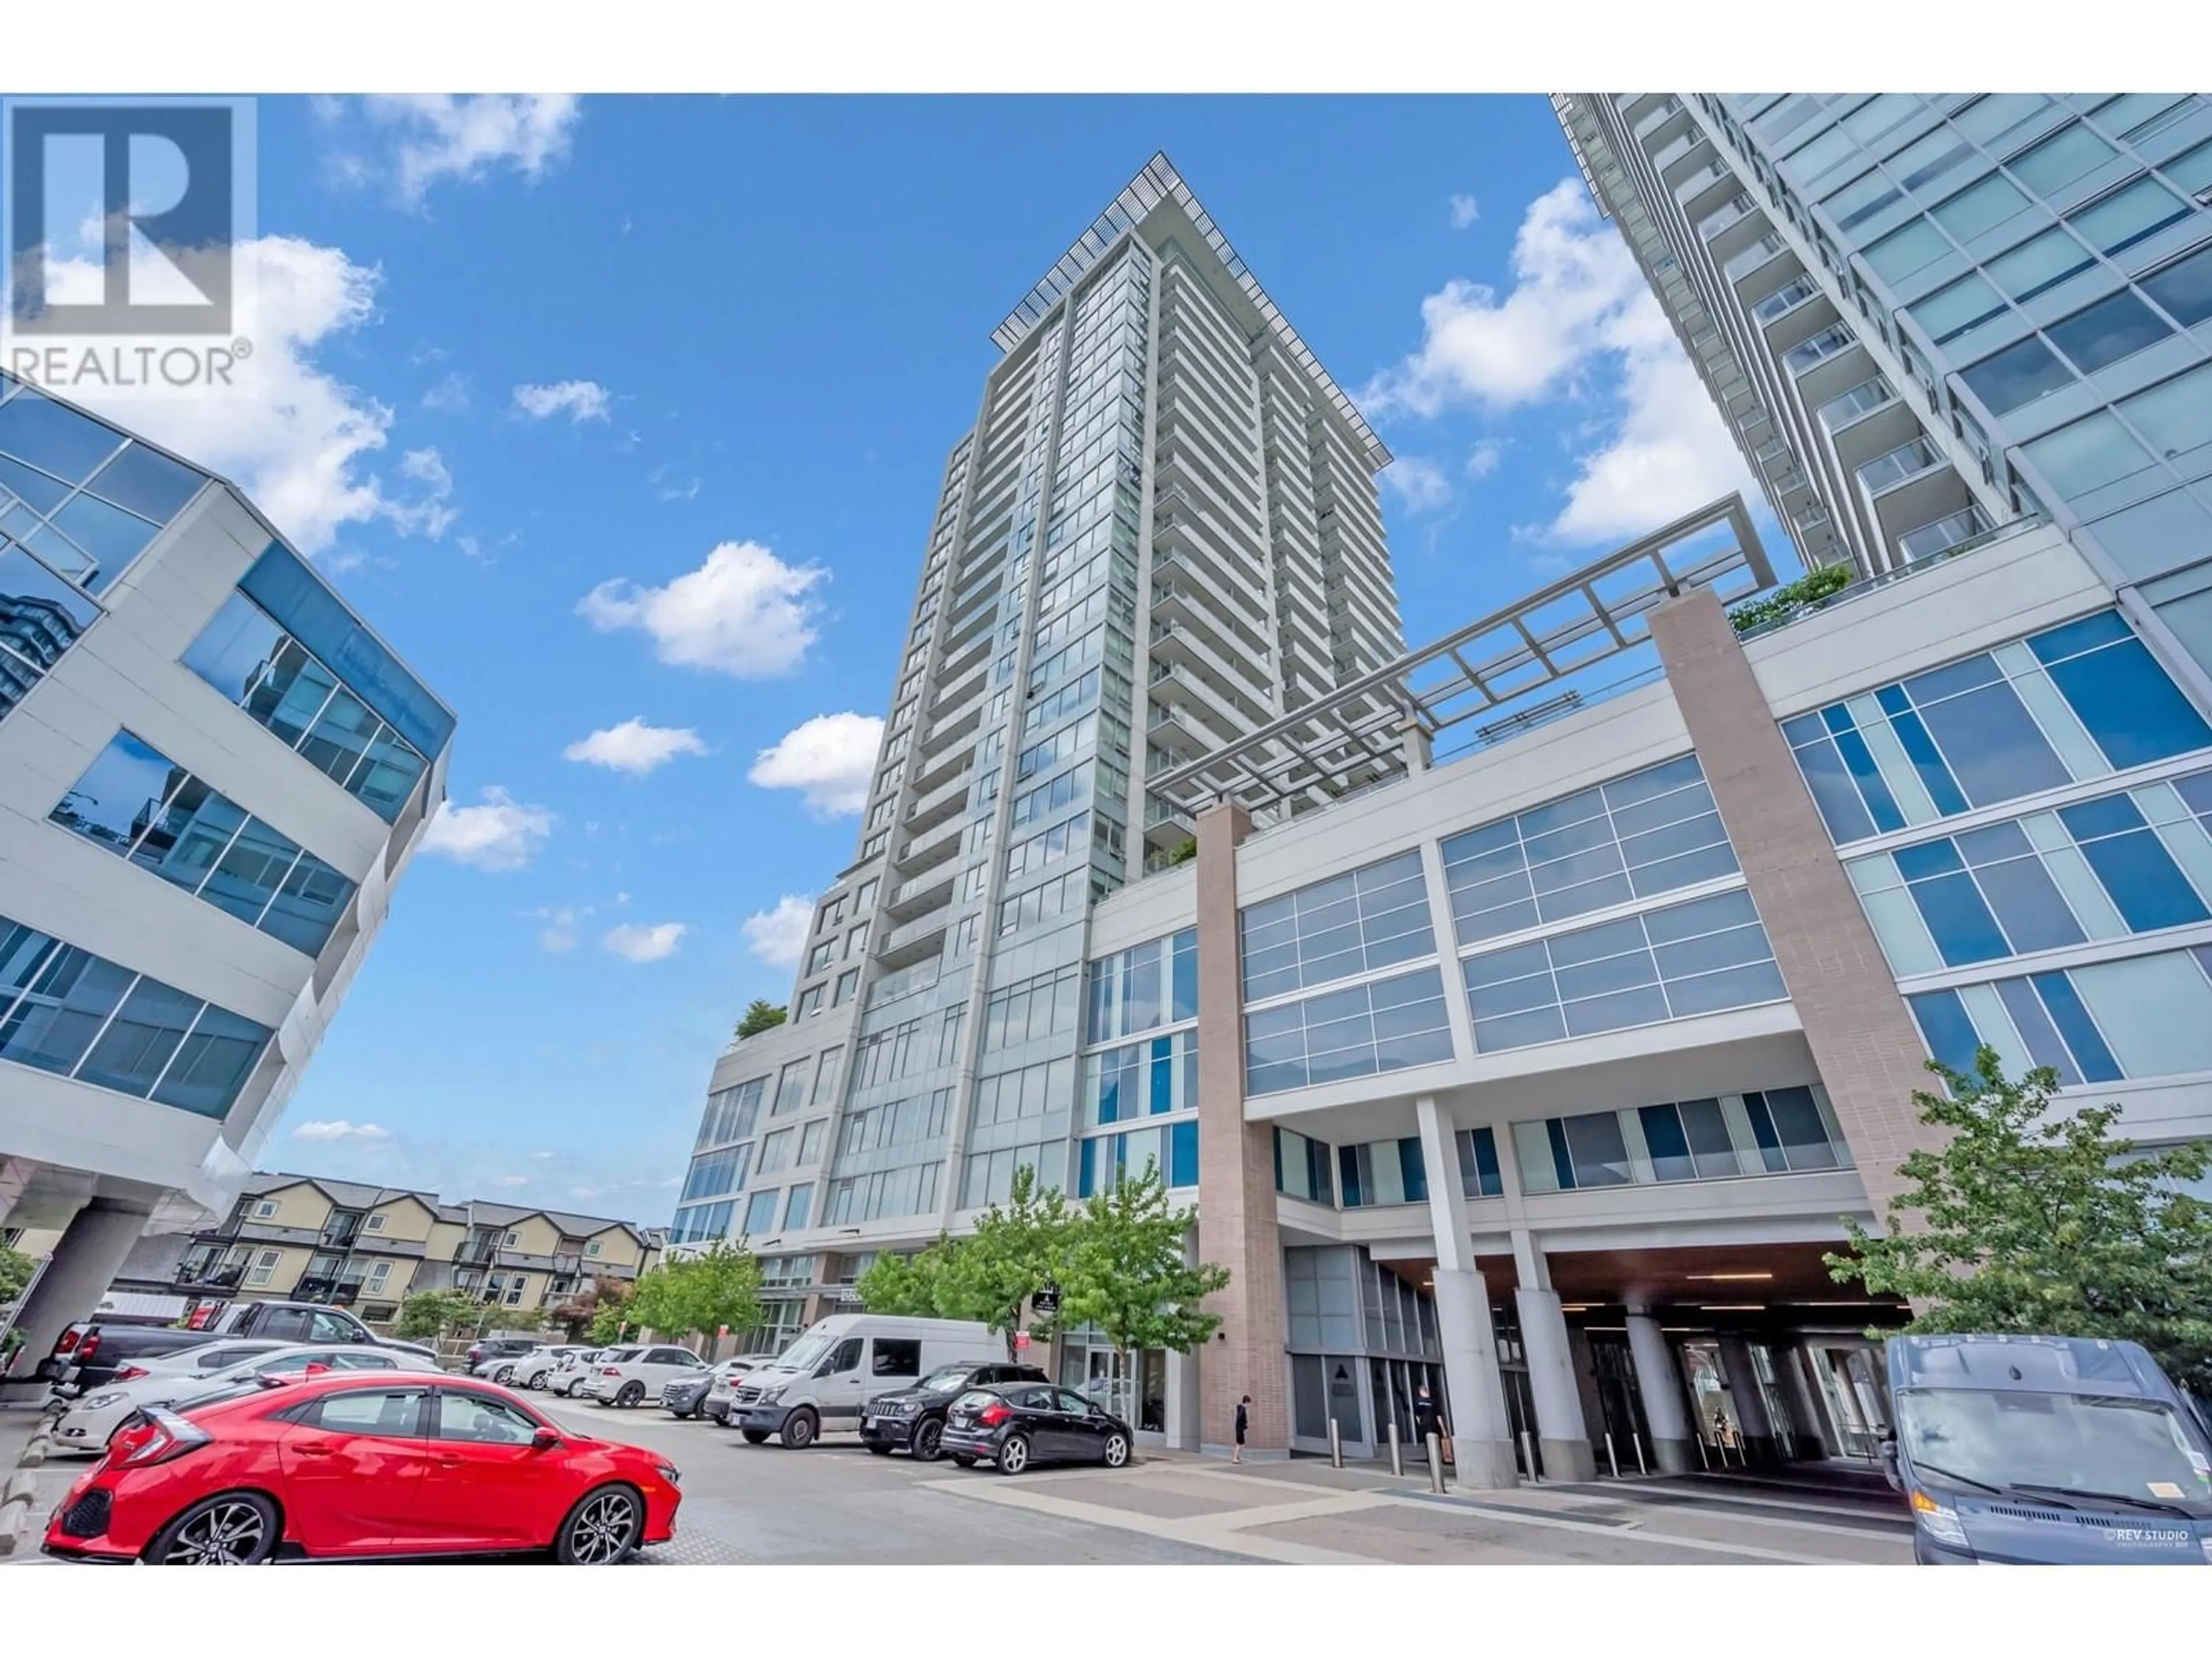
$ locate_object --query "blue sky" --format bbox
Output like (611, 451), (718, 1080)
(102, 94), (1766, 1219)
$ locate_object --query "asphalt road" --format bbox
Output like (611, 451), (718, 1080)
(539, 1395), (1244, 1565)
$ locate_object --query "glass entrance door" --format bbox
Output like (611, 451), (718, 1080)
(1678, 1340), (1742, 1463)
(1806, 1343), (1891, 1460)
(1747, 1344), (1801, 1461)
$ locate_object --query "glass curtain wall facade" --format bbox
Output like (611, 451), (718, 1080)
(1554, 93), (2212, 699)
(680, 156), (1405, 1308)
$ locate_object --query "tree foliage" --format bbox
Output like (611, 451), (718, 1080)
(1828, 1047), (2212, 1393)
(1727, 560), (1855, 636)
(551, 1274), (628, 1343)
(736, 999), (787, 1039)
(937, 1165), (1076, 1357)
(624, 1243), (762, 1345)
(1063, 1163), (1229, 1372)
(854, 1235), (959, 1317)
(395, 1289), (486, 1342)
(0, 1244), (34, 1309)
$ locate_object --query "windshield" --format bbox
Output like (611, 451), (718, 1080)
(1900, 1389), (2212, 1513)
(919, 1364), (978, 1392)
(778, 1332), (836, 1372)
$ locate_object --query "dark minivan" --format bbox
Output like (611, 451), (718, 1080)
(1884, 1334), (2212, 1565)
(859, 1360), (1047, 1461)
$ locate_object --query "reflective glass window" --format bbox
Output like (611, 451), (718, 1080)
(2121, 364), (2212, 462)
(1240, 851), (1434, 1002)
(2070, 176), (2191, 254)
(1986, 226), (2096, 302)
(1864, 217), (1951, 284)
(2008, 122), (2118, 195)
(1931, 173), (2031, 242)
(2046, 290), (2175, 374)
(2141, 244), (2212, 329)
(1961, 334), (2075, 414)
(2025, 411), (2156, 498)
(1909, 272), (2006, 342)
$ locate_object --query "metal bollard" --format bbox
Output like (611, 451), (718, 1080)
(1425, 1431), (1446, 1493)
(1328, 1416), (1343, 1469)
(1695, 1435), (1711, 1469)
(1633, 1431), (1648, 1477)
(1604, 1431), (1620, 1479)
(1520, 1429), (1541, 1483)
(1387, 1419), (1404, 1478)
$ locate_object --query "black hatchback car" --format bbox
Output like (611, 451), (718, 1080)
(939, 1382), (1135, 1475)
(859, 1361), (1048, 1460)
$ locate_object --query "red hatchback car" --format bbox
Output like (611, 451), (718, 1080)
(43, 1370), (681, 1565)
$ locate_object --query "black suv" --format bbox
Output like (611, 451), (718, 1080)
(859, 1359), (1048, 1461)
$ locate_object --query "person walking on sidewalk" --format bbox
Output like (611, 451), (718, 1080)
(1233, 1395), (1250, 1463)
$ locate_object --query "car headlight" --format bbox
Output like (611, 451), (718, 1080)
(83, 1392), (124, 1409)
(757, 1384), (785, 1404)
(1910, 1490), (1969, 1548)
(657, 1464), (681, 1487)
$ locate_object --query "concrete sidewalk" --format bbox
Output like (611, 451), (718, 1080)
(0, 1399), (63, 1559)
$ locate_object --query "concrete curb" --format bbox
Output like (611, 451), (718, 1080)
(0, 1422), (55, 1558)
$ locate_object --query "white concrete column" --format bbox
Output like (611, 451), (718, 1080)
(0, 1198), (151, 1394)
(1624, 1306), (1696, 1474)
(1512, 1233), (1596, 1481)
(1415, 1094), (1517, 1488)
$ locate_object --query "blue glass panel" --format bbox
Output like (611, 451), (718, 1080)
(237, 543), (454, 759)
(0, 391), (123, 482)
(1469, 1126), (1502, 1197)
(51, 494), (156, 586)
(181, 591), (286, 704)
(1781, 713), (1830, 748)
(1832, 728), (1906, 832)
(1638, 1103), (1696, 1182)
(1908, 873), (2012, 964)
(1399, 1137), (1427, 1203)
(1545, 1118), (1576, 1192)
(1893, 839), (1966, 880)
(2031, 972), (2124, 1082)
(2077, 830), (2210, 931)
(1149, 1037), (1173, 1115)
(2047, 641), (2212, 771)
(1169, 1119), (1198, 1188)
(2058, 794), (2147, 839)
(147, 1005), (271, 1118)
(1914, 683), (2071, 807)
(1971, 856), (2086, 954)
(1995, 978), (2082, 1085)
(1740, 1090), (1789, 1172)
(1820, 704), (1857, 736)
(84, 442), (205, 525)
(1170, 931), (1198, 1022)
(1793, 735), (1879, 842)
(1887, 707), (1972, 816)
(1903, 654), (2004, 703)
(1909, 988), (1983, 1073)
(1338, 1145), (1364, 1207)
(2026, 611), (2131, 665)
(1078, 1137), (1097, 1198)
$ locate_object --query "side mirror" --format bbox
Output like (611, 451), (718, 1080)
(531, 1426), (562, 1450)
(1877, 1436), (1903, 1492)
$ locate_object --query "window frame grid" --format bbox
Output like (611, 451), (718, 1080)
(1242, 965), (1457, 1099)
(1906, 942), (2212, 1088)
(1237, 849), (1439, 1005)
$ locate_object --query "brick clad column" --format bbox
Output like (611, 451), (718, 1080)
(1649, 588), (1939, 1219)
(1194, 800), (1289, 1457)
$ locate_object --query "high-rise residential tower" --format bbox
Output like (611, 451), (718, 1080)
(677, 153), (1404, 1341)
(1553, 94), (2212, 697)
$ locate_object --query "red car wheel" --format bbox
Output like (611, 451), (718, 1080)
(554, 1483), (643, 1565)
(145, 1492), (281, 1565)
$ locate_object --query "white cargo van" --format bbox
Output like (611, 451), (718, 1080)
(730, 1314), (1003, 1448)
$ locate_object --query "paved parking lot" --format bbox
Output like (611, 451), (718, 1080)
(3, 1388), (1914, 1566)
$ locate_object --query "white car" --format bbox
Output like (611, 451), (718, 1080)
(547, 1348), (609, 1396)
(579, 1343), (705, 1407)
(48, 1342), (442, 1454)
(703, 1358), (760, 1423)
(507, 1344), (593, 1390)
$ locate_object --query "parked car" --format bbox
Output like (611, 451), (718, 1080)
(703, 1359), (763, 1423)
(579, 1343), (705, 1407)
(507, 1345), (592, 1391)
(49, 1343), (444, 1455)
(731, 1315), (1003, 1449)
(547, 1348), (607, 1396)
(665, 1358), (753, 1420)
(1881, 1333), (2212, 1565)
(859, 1360), (1048, 1461)
(43, 1370), (681, 1565)
(939, 1382), (1134, 1475)
(37, 1301), (395, 1395)
(464, 1336), (542, 1375)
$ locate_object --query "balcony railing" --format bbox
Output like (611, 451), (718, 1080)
(1750, 275), (1820, 325)
(1817, 374), (1896, 433)
(178, 1262), (244, 1290)
(453, 1241), (499, 1266)
(1783, 324), (1857, 375)
(1698, 193), (1759, 241)
(1857, 437), (1945, 496)
(1899, 505), (1994, 562)
(1723, 233), (1789, 283)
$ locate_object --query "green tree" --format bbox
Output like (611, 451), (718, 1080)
(0, 1244), (34, 1309)
(395, 1289), (481, 1342)
(856, 1236), (960, 1316)
(589, 1283), (634, 1346)
(552, 1274), (627, 1342)
(1828, 1047), (2212, 1393)
(736, 999), (787, 1039)
(938, 1164), (1075, 1357)
(623, 1243), (762, 1346)
(1726, 561), (1855, 635)
(1061, 1162), (1230, 1415)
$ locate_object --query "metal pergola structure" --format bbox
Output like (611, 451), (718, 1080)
(1146, 494), (1775, 819)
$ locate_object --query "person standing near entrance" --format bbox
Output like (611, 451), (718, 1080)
(1233, 1395), (1249, 1463)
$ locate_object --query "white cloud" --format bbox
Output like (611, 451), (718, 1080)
(748, 712), (884, 817)
(1381, 456), (1452, 514)
(389, 447), (457, 537)
(420, 786), (554, 872)
(578, 540), (825, 677)
(531, 905), (590, 952)
(1363, 178), (1756, 546)
(358, 94), (581, 203)
(422, 371), (469, 411)
(1466, 440), (1504, 479)
(1360, 178), (1649, 418)
(604, 922), (689, 963)
(741, 896), (813, 971)
(293, 1120), (389, 1143)
(60, 236), (453, 557)
(1449, 194), (1481, 229)
(513, 379), (611, 422)
(487, 1174), (531, 1188)
(562, 718), (709, 776)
